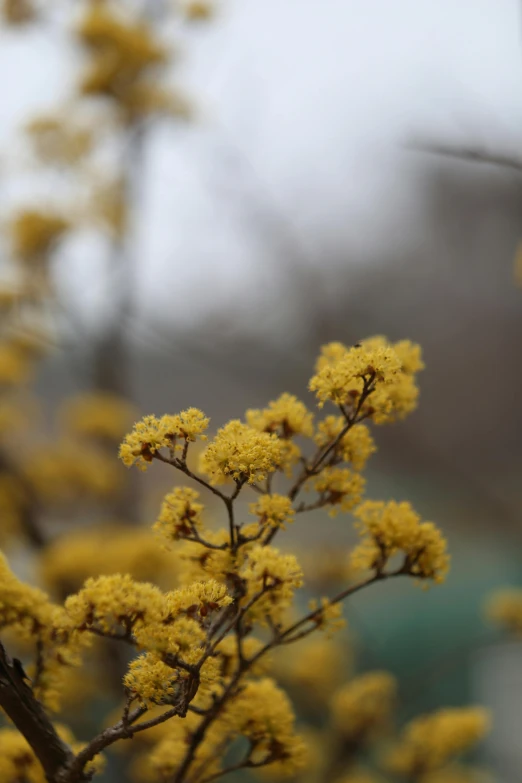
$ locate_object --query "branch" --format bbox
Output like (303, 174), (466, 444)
(67, 705), (181, 780)
(152, 453), (244, 550)
(407, 139), (522, 174)
(0, 642), (76, 782)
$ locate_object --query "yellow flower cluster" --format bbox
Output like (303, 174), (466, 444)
(221, 678), (308, 776)
(0, 552), (53, 638)
(199, 419), (283, 484)
(216, 635), (268, 678)
(246, 393), (314, 437)
(351, 500), (450, 583)
(273, 637), (347, 698)
(0, 728), (45, 783)
(249, 493), (295, 529)
(0, 476), (24, 544)
(154, 486), (205, 543)
(0, 553), (85, 710)
(119, 409), (209, 469)
(484, 588), (522, 633)
(24, 442), (121, 504)
(40, 525), (179, 594)
(89, 177), (128, 238)
(182, 0), (215, 20)
(314, 418), (376, 471)
(64, 573), (164, 635)
(10, 209), (69, 263)
(241, 545), (303, 623)
(77, 2), (168, 118)
(309, 336), (423, 423)
(0, 341), (32, 386)
(64, 573), (231, 663)
(60, 392), (137, 442)
(313, 467), (365, 515)
(386, 707), (491, 776)
(329, 671), (396, 742)
(25, 114), (93, 166)
(308, 597), (346, 636)
(124, 649), (223, 708)
(0, 725), (104, 783)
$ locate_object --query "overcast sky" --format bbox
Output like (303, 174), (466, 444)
(1, 0), (522, 332)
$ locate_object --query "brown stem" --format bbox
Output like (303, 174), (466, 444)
(153, 452), (245, 551)
(67, 705), (181, 780)
(0, 642), (76, 782)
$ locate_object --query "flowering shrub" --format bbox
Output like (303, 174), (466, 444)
(0, 334), (486, 783)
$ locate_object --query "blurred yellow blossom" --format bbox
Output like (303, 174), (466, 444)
(330, 671), (397, 743)
(247, 393), (314, 437)
(351, 500), (449, 583)
(386, 707), (491, 776)
(25, 114), (93, 165)
(10, 209), (69, 262)
(313, 468), (365, 515)
(314, 418), (376, 471)
(61, 392), (137, 442)
(308, 597), (346, 636)
(485, 588), (522, 634)
(249, 493), (295, 530)
(40, 525), (179, 594)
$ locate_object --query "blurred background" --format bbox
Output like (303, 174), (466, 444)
(1, 0), (522, 781)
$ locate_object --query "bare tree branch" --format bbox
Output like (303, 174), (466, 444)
(407, 139), (522, 174)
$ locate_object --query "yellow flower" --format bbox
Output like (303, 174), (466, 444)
(64, 574), (165, 635)
(24, 441), (121, 503)
(350, 500), (449, 583)
(485, 588), (522, 634)
(0, 342), (31, 386)
(313, 468), (365, 515)
(77, 2), (169, 119)
(221, 678), (308, 776)
(308, 597), (345, 636)
(199, 420), (283, 485)
(60, 392), (137, 442)
(154, 486), (205, 543)
(246, 393), (314, 437)
(119, 409), (209, 469)
(25, 114), (93, 165)
(309, 339), (402, 407)
(309, 336), (423, 423)
(241, 545), (303, 624)
(40, 525), (179, 594)
(10, 209), (69, 262)
(182, 1), (215, 21)
(330, 671), (396, 742)
(386, 707), (491, 775)
(124, 653), (186, 707)
(314, 418), (376, 471)
(249, 494), (295, 529)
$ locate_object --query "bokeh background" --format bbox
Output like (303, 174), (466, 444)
(1, 0), (522, 781)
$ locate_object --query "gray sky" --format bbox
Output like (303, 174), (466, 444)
(1, 0), (522, 332)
